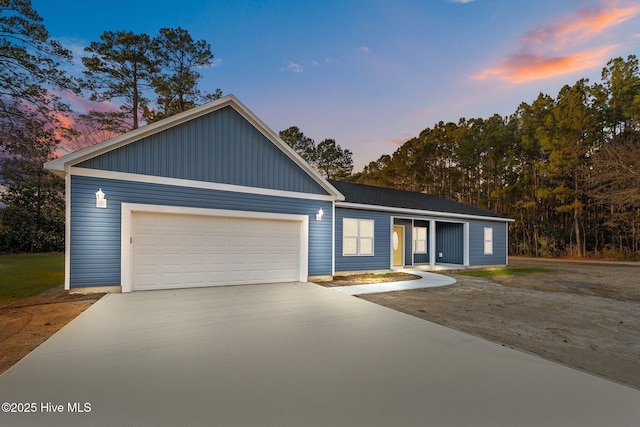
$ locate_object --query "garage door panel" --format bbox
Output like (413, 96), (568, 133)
(246, 253), (264, 264)
(135, 274), (157, 287)
(160, 254), (182, 266)
(185, 237), (207, 248)
(132, 212), (302, 291)
(207, 253), (226, 265)
(185, 252), (206, 263)
(208, 239), (225, 249)
(207, 271), (226, 282)
(185, 272), (205, 283)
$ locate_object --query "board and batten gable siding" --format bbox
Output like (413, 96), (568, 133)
(76, 106), (327, 195)
(435, 222), (464, 265)
(335, 208), (391, 272)
(69, 175), (333, 288)
(468, 220), (508, 266)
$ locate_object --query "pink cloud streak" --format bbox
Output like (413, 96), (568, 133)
(476, 45), (617, 84)
(523, 4), (639, 48)
(475, 1), (640, 83)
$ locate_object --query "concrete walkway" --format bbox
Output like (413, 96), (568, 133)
(329, 270), (456, 295)
(1, 282), (638, 426)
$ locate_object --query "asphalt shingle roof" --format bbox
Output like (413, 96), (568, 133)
(329, 180), (509, 220)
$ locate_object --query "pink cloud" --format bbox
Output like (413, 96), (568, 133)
(44, 90), (126, 154)
(523, 4), (639, 48)
(359, 46), (370, 54)
(414, 106), (435, 118)
(476, 45), (617, 84)
(358, 133), (413, 148)
(476, 1), (640, 83)
(391, 135), (411, 146)
(61, 90), (120, 114)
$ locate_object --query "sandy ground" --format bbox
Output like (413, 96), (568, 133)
(0, 287), (104, 375)
(360, 258), (640, 390)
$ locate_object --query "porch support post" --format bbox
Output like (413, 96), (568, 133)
(429, 220), (436, 270)
(463, 222), (470, 266)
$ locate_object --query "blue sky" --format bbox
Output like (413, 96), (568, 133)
(33, 0), (640, 171)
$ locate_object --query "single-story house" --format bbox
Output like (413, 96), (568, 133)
(45, 95), (513, 293)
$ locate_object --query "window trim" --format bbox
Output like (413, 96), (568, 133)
(413, 226), (427, 254)
(342, 218), (375, 256)
(484, 227), (493, 255)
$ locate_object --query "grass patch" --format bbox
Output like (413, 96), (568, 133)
(0, 253), (64, 303)
(456, 267), (551, 277)
(319, 272), (421, 286)
(331, 272), (421, 282)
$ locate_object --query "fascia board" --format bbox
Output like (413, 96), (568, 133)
(336, 201), (515, 223)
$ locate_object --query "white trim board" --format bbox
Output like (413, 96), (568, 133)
(336, 202), (514, 223)
(120, 203), (309, 293)
(64, 174), (71, 290)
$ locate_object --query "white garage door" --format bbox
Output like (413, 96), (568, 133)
(131, 211), (302, 291)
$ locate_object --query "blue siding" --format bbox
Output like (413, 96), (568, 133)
(70, 176), (333, 288)
(77, 106), (327, 195)
(335, 208), (391, 272)
(469, 221), (508, 265)
(436, 222), (464, 264)
(414, 253), (429, 264)
(332, 210), (508, 271)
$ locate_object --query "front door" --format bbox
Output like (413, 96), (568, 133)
(393, 225), (404, 267)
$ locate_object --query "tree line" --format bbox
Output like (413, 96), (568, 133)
(355, 55), (640, 259)
(1, 0), (638, 259)
(279, 126), (353, 180)
(0, 0), (219, 251)
(0, 0), (352, 252)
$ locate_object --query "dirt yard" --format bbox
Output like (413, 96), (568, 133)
(361, 258), (640, 390)
(0, 287), (104, 375)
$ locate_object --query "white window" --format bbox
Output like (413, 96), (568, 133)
(413, 226), (427, 254)
(484, 227), (493, 255)
(343, 218), (374, 256)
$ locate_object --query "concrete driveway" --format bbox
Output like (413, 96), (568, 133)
(1, 282), (638, 426)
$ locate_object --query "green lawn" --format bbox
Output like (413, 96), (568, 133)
(0, 253), (64, 303)
(456, 267), (551, 277)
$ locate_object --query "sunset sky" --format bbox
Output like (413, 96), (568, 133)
(32, 0), (640, 171)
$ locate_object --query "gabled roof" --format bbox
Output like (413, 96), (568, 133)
(45, 95), (344, 200)
(329, 180), (512, 221)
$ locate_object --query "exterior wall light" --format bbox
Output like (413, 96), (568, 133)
(96, 188), (107, 208)
(316, 208), (324, 221)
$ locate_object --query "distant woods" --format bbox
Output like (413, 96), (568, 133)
(81, 27), (221, 134)
(279, 126), (354, 180)
(0, 0), (221, 252)
(356, 55), (640, 259)
(1, 1), (639, 259)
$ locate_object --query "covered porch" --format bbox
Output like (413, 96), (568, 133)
(391, 217), (468, 271)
